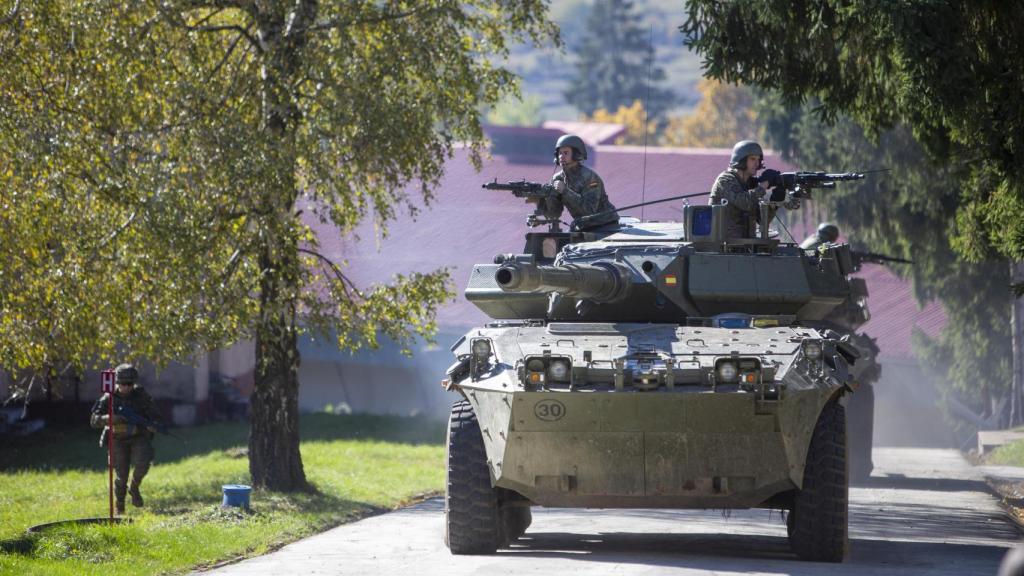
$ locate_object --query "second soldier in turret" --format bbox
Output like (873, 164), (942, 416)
(709, 140), (784, 239)
(543, 134), (619, 231)
(800, 222), (840, 251)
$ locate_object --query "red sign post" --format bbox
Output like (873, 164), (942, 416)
(101, 369), (116, 521)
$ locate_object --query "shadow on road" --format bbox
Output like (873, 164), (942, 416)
(501, 531), (1010, 574)
(853, 473), (990, 493)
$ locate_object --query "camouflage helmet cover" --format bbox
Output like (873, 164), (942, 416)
(553, 134), (588, 164)
(729, 140), (764, 169)
(115, 363), (138, 385)
(817, 222), (840, 243)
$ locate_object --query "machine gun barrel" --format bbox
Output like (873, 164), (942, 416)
(494, 261), (632, 303)
(851, 250), (913, 266)
(481, 179), (556, 199)
(767, 171), (866, 190)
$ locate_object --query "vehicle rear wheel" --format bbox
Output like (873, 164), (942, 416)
(445, 399), (500, 554)
(847, 382), (875, 483)
(789, 399), (848, 562)
(502, 504), (532, 542)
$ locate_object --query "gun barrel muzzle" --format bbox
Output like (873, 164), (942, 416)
(495, 261), (632, 303)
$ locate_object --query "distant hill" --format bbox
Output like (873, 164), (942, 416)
(505, 0), (704, 122)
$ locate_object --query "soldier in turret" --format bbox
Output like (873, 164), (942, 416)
(709, 140), (782, 238)
(543, 134), (619, 231)
(800, 222), (840, 251)
(91, 363), (160, 514)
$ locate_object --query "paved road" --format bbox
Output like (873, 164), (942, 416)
(200, 448), (1021, 575)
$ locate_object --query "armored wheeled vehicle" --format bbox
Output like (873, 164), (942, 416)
(443, 176), (865, 562)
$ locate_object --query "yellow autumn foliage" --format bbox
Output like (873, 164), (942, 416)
(661, 79), (760, 148)
(586, 100), (658, 146)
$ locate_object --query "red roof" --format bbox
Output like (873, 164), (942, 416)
(542, 120), (626, 145)
(854, 265), (946, 359)
(313, 129), (945, 361)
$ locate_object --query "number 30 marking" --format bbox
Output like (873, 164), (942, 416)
(534, 399), (566, 421)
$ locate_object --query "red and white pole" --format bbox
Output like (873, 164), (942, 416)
(101, 369), (115, 521)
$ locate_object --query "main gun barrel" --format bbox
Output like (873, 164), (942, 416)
(494, 261), (632, 303)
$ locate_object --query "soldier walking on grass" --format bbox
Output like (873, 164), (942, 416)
(90, 363), (160, 514)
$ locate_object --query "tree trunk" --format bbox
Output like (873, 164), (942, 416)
(249, 241), (308, 491)
(1011, 260), (1024, 427)
(247, 5), (314, 492)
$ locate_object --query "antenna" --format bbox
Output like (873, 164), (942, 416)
(640, 24), (653, 222)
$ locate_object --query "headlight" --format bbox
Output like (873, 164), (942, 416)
(471, 338), (492, 357)
(548, 359), (570, 382)
(802, 341), (823, 361)
(716, 361), (738, 382)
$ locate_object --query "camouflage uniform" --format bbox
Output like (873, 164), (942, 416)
(544, 164), (618, 230)
(709, 169), (767, 239)
(91, 380), (159, 512)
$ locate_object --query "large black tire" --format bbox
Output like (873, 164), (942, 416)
(847, 383), (876, 483)
(445, 399), (501, 554)
(502, 503), (532, 542)
(789, 399), (848, 562)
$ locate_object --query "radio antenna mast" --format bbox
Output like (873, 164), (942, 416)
(640, 25), (653, 221)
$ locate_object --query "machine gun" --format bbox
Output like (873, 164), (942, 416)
(749, 169), (882, 241)
(760, 171), (867, 194)
(850, 250), (912, 271)
(482, 179), (563, 231)
(482, 179), (556, 200)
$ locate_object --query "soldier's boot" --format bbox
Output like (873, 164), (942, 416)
(115, 485), (127, 514)
(129, 482), (144, 508)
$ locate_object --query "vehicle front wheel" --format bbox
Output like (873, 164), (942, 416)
(789, 399), (848, 562)
(445, 399), (500, 554)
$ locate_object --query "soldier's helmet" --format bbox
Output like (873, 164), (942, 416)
(729, 140), (765, 170)
(553, 134), (588, 165)
(115, 363), (138, 385)
(817, 222), (840, 243)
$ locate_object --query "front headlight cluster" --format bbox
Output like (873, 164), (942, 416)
(714, 358), (760, 385)
(522, 355), (572, 386)
(470, 338), (493, 378)
(802, 340), (823, 361)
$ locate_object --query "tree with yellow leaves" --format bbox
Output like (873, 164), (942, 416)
(587, 100), (658, 146)
(661, 79), (761, 147)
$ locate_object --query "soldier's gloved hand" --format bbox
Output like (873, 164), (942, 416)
(750, 186), (767, 200)
(553, 179), (566, 195)
(758, 169), (782, 186)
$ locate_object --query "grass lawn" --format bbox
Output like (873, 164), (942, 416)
(0, 412), (446, 576)
(987, 439), (1024, 467)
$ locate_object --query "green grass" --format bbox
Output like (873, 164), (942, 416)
(987, 438), (1024, 467)
(0, 413), (446, 576)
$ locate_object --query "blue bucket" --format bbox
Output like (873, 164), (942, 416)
(221, 484), (252, 509)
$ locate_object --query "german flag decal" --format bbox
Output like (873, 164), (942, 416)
(664, 275), (677, 285)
